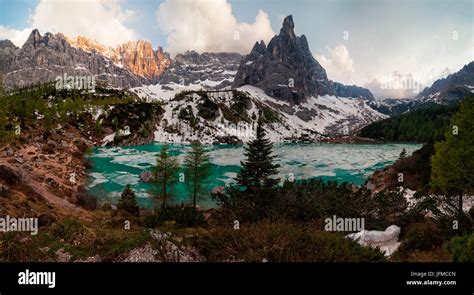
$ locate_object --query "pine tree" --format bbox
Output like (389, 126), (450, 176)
(399, 148), (407, 159)
(112, 116), (119, 132)
(431, 96), (474, 221)
(0, 74), (7, 139)
(94, 119), (103, 136)
(152, 144), (180, 207)
(118, 184), (139, 216)
(226, 119), (281, 219)
(0, 72), (3, 95)
(236, 119), (280, 191)
(183, 140), (211, 210)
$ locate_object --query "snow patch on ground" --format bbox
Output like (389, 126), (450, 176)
(347, 225), (401, 257)
(130, 83), (385, 144)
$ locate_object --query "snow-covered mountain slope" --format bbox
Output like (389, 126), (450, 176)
(131, 51), (241, 101)
(416, 61), (474, 103)
(150, 85), (386, 144)
(367, 98), (421, 116)
(238, 86), (386, 136)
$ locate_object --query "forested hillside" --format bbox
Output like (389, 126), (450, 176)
(358, 102), (459, 142)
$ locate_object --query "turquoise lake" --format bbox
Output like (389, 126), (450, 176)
(86, 143), (422, 208)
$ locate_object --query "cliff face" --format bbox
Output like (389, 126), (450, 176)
(416, 61), (474, 103)
(69, 36), (172, 82)
(0, 40), (19, 74)
(116, 41), (170, 82)
(158, 50), (241, 88)
(232, 15), (377, 104)
(1, 30), (171, 90)
(333, 82), (375, 101)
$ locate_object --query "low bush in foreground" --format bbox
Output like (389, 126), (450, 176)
(447, 235), (474, 262)
(192, 220), (386, 262)
(142, 205), (206, 228)
(393, 222), (445, 260)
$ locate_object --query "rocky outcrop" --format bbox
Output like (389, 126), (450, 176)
(333, 82), (375, 100)
(158, 51), (241, 88)
(2, 30), (172, 90)
(210, 186), (225, 197)
(68, 36), (171, 82)
(115, 41), (170, 81)
(0, 40), (19, 73)
(148, 230), (203, 262)
(232, 15), (334, 104)
(124, 243), (159, 262)
(416, 61), (474, 103)
(0, 125), (94, 218)
(139, 171), (153, 183)
(3, 29), (146, 90)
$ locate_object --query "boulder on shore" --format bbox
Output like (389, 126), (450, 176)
(139, 171), (153, 182)
(210, 186), (225, 197)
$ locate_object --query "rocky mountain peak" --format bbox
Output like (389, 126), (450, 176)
(2, 28), (150, 90)
(156, 51), (242, 89)
(416, 60), (474, 103)
(232, 15), (376, 104)
(5, 30), (172, 87)
(250, 41), (266, 55)
(280, 15), (296, 39)
(116, 40), (171, 81)
(67, 35), (116, 58)
(233, 15), (334, 104)
(0, 39), (17, 50)
(24, 29), (43, 48)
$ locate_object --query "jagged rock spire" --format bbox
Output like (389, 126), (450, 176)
(233, 14), (334, 103)
(280, 15), (295, 39)
(250, 41), (266, 55)
(24, 29), (42, 48)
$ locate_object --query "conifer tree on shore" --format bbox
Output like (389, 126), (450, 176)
(153, 144), (180, 207)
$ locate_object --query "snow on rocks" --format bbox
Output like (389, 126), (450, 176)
(147, 85), (384, 144)
(131, 77), (386, 145)
(400, 187), (417, 209)
(347, 225), (401, 257)
(101, 133), (115, 146)
(148, 229), (203, 262)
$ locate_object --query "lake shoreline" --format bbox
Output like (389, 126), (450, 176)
(86, 142), (423, 208)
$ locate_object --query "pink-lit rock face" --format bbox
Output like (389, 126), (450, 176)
(69, 36), (171, 81)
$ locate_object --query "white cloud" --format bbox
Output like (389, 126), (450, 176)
(0, 0), (138, 47)
(315, 45), (354, 84)
(364, 73), (424, 100)
(156, 0), (275, 56)
(0, 26), (32, 48)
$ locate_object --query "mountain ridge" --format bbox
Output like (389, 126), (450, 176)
(0, 29), (172, 90)
(416, 61), (474, 103)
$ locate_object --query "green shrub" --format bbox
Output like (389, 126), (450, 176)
(193, 220), (386, 262)
(141, 214), (164, 228)
(396, 223), (444, 257)
(469, 207), (474, 221)
(174, 206), (205, 227)
(141, 205), (205, 228)
(102, 230), (150, 261)
(53, 218), (86, 242)
(0, 232), (61, 262)
(219, 178), (408, 228)
(117, 184), (139, 216)
(446, 235), (474, 262)
(77, 187), (98, 210)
